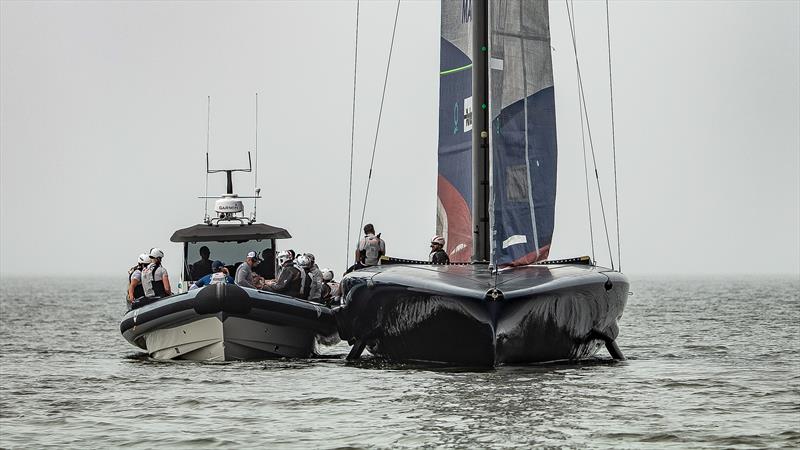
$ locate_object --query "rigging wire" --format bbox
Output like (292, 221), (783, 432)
(569, 1), (596, 264)
(355, 0), (401, 252)
(204, 95), (211, 221)
(346, 0), (361, 269)
(566, 0), (615, 270)
(605, 0), (622, 272)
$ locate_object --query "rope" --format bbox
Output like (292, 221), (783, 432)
(566, 0), (615, 270)
(570, 1), (595, 264)
(346, 0), (360, 269)
(356, 0), (401, 251)
(605, 0), (621, 272)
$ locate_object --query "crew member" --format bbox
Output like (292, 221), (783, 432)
(235, 251), (261, 289)
(346, 223), (385, 273)
(190, 260), (233, 289)
(320, 268), (340, 305)
(429, 235), (450, 264)
(190, 246), (213, 280)
(127, 253), (150, 302)
(142, 248), (171, 298)
(305, 253), (323, 302)
(262, 251), (304, 297)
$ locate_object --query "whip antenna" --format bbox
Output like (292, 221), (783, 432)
(254, 92), (259, 221)
(204, 95), (211, 223)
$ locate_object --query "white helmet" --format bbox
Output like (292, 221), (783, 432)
(322, 268), (334, 282)
(277, 250), (293, 266)
(149, 248), (164, 259)
(431, 235), (445, 246)
(138, 253), (151, 265)
(295, 254), (311, 268)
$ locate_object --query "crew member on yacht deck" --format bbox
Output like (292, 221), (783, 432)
(235, 251), (261, 289)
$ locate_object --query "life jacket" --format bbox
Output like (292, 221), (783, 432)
(361, 235), (383, 266)
(142, 262), (167, 298)
(128, 265), (145, 299)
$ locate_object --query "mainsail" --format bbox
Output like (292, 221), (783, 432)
(488, 0), (557, 267)
(436, 0), (474, 262)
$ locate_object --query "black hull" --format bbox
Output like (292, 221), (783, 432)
(334, 262), (628, 366)
(120, 283), (338, 361)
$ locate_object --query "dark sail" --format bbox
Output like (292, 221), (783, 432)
(488, 0), (557, 267)
(437, 0), (474, 262)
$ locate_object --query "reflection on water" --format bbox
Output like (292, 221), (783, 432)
(1, 276), (798, 448)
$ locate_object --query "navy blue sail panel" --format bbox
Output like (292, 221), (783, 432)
(437, 0), (474, 262)
(488, 0), (557, 267)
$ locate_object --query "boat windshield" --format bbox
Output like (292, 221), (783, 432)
(185, 240), (273, 280)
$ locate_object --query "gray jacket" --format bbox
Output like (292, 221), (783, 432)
(235, 263), (257, 289)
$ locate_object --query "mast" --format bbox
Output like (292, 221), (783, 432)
(471, 0), (490, 262)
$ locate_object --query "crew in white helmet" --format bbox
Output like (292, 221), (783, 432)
(294, 254), (313, 300)
(429, 235), (450, 264)
(304, 253), (324, 302)
(262, 250), (304, 298)
(320, 268), (340, 305)
(127, 253), (150, 303)
(141, 248), (171, 298)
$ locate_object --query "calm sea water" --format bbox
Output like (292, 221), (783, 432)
(1, 276), (798, 448)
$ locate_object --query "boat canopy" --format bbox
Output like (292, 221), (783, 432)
(170, 223), (291, 243)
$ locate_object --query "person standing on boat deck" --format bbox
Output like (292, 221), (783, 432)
(235, 251), (261, 289)
(190, 246), (213, 280)
(429, 235), (450, 264)
(190, 260), (234, 290)
(346, 224), (385, 273)
(304, 253), (323, 302)
(127, 253), (150, 302)
(262, 251), (304, 297)
(142, 248), (171, 298)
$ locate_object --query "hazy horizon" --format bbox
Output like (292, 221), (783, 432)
(2, 0), (798, 279)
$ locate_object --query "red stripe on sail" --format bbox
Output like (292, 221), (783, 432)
(499, 244), (550, 268)
(437, 174), (473, 262)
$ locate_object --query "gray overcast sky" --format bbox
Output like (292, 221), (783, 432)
(1, 0), (798, 278)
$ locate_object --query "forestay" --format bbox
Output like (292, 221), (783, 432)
(488, 0), (557, 267)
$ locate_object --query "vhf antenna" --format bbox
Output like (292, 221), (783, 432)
(253, 92), (260, 223)
(204, 95), (211, 223)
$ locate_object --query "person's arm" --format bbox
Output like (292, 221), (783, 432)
(380, 239), (386, 256)
(127, 279), (137, 301)
(163, 274), (172, 296)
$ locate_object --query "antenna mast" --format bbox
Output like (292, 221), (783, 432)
(204, 96), (211, 223)
(253, 92), (260, 222)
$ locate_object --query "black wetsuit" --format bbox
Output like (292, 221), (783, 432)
(430, 249), (450, 264)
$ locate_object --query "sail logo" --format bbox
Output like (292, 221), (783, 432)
(464, 97), (473, 132)
(461, 0), (472, 23)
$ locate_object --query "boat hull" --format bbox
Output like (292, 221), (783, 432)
(334, 262), (627, 366)
(120, 283), (338, 361)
